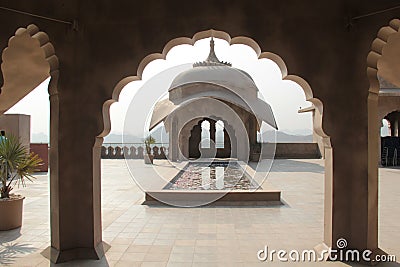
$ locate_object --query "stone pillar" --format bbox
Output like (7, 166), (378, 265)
(209, 119), (216, 150)
(223, 129), (231, 157)
(189, 124), (201, 158)
(378, 123), (382, 164)
(47, 130), (107, 263)
(247, 115), (257, 148)
(170, 117), (179, 162)
(178, 127), (190, 160)
(390, 119), (396, 136)
(225, 124), (237, 158)
(44, 70), (108, 263)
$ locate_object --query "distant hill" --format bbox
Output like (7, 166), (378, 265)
(260, 131), (313, 143)
(103, 130), (313, 144)
(31, 129), (312, 144)
(31, 127), (312, 144)
(104, 127), (169, 144)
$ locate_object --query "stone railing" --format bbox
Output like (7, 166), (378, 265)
(101, 143), (169, 159)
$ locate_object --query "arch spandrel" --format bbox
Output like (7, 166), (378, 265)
(0, 24), (59, 114)
(373, 19), (400, 89)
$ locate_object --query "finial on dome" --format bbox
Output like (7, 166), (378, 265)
(206, 37), (220, 63)
(193, 36), (232, 67)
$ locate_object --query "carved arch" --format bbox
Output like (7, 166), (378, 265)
(364, 18), (400, 250)
(367, 18), (400, 161)
(99, 29), (330, 151)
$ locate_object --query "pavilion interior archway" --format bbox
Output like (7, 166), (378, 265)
(380, 111), (400, 166)
(185, 117), (234, 159)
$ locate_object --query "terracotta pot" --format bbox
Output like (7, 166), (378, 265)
(0, 195), (24, 230)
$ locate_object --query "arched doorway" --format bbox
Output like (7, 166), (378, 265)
(187, 118), (233, 159)
(384, 111), (400, 137)
(380, 111), (400, 166)
(368, 18), (400, 259)
(104, 28), (330, 249)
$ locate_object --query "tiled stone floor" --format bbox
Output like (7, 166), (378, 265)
(0, 159), (399, 266)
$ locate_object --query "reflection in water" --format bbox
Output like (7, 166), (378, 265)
(216, 167), (224, 189)
(202, 167), (210, 189)
(165, 162), (258, 190)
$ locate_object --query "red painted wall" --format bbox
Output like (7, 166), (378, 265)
(30, 144), (49, 172)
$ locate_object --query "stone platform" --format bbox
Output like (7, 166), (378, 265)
(143, 190), (282, 206)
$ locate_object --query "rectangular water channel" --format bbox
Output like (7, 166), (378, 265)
(164, 161), (259, 190)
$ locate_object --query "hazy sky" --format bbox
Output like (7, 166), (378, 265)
(6, 77), (50, 138)
(7, 37), (331, 140)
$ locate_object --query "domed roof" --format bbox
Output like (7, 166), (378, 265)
(149, 38), (278, 131)
(168, 38), (259, 95)
(169, 65), (258, 93)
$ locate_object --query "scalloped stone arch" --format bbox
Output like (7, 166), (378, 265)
(0, 24), (59, 114)
(367, 18), (400, 167)
(97, 29), (333, 249)
(367, 19), (400, 94)
(99, 29), (330, 150)
(365, 18), (400, 253)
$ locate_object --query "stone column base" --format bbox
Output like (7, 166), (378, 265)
(41, 241), (110, 263)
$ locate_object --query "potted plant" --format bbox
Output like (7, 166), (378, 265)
(144, 135), (156, 164)
(0, 135), (42, 230)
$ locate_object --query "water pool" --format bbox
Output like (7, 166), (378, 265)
(164, 162), (258, 190)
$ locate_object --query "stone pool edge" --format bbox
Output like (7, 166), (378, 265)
(143, 190), (282, 207)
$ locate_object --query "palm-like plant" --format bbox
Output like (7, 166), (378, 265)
(144, 135), (156, 155)
(0, 135), (42, 199)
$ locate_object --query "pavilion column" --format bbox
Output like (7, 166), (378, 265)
(209, 119), (216, 150)
(248, 115), (257, 146)
(390, 119), (396, 136)
(225, 124), (237, 158)
(179, 126), (191, 160)
(378, 125), (382, 164)
(170, 117), (179, 161)
(224, 129), (230, 156)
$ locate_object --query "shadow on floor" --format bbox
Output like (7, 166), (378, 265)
(0, 228), (21, 243)
(380, 166), (400, 170)
(267, 159), (325, 173)
(0, 242), (37, 265)
(142, 200), (289, 209)
(49, 258), (111, 267)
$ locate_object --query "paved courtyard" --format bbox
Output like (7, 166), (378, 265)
(0, 159), (399, 266)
